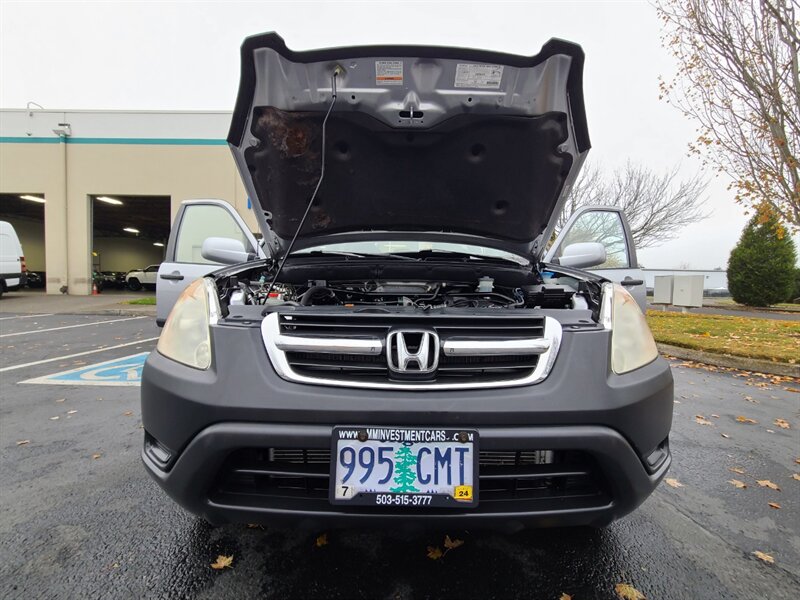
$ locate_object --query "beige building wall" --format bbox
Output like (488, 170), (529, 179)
(0, 142), (68, 293)
(0, 140), (253, 294)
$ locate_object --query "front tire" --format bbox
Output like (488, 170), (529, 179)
(128, 278), (142, 291)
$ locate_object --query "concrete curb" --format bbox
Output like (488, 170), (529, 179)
(703, 303), (800, 315)
(657, 343), (800, 378)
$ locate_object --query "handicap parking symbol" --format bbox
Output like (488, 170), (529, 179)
(21, 352), (150, 387)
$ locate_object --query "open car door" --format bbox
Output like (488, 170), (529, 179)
(156, 199), (262, 326)
(545, 206), (646, 311)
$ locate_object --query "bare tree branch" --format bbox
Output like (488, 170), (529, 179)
(656, 0), (800, 228)
(555, 161), (710, 250)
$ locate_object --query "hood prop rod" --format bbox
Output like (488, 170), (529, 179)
(263, 70), (340, 303)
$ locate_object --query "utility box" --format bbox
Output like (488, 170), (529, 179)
(673, 274), (704, 307)
(653, 276), (674, 305)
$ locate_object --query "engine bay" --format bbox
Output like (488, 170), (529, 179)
(213, 259), (604, 318)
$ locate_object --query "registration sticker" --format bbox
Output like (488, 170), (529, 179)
(454, 485), (473, 502)
(330, 427), (479, 508)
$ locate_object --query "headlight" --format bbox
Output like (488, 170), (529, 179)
(156, 277), (219, 370)
(602, 282), (658, 374)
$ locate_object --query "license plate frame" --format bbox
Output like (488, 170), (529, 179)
(329, 426), (479, 508)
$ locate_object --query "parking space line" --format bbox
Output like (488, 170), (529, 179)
(0, 337), (159, 372)
(0, 316), (147, 338)
(0, 313), (55, 321)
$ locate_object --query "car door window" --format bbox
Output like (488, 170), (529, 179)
(174, 205), (252, 265)
(555, 210), (630, 269)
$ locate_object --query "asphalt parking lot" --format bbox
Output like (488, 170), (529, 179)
(1, 311), (798, 599)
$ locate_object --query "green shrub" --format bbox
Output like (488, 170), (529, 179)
(727, 214), (796, 307)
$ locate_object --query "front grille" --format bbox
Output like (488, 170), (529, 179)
(209, 447), (610, 514)
(263, 311), (559, 388)
(285, 351), (540, 381)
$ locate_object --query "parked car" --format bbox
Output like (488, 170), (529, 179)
(99, 271), (127, 290)
(25, 271), (45, 289)
(0, 221), (27, 297)
(142, 33), (673, 531)
(126, 265), (160, 291)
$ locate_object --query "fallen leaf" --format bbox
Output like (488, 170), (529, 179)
(711, 414), (720, 418)
(55, 398), (65, 403)
(695, 415), (713, 426)
(728, 479), (747, 489)
(792, 474), (800, 481)
(721, 433), (730, 439)
(665, 478), (684, 488)
(744, 395), (758, 403)
(615, 583), (646, 600)
(757, 480), (780, 491)
(123, 411), (133, 417)
(67, 410), (77, 415)
(736, 416), (758, 424)
(752, 550), (774, 564)
(729, 467), (745, 474)
(315, 533), (328, 547)
(774, 419), (790, 429)
(91, 453), (102, 460)
(796, 458), (800, 465)
(426, 546), (443, 560)
(16, 440), (30, 446)
(560, 594), (572, 600)
(768, 502), (781, 509)
(49, 416), (59, 421)
(444, 535), (464, 550)
(210, 554), (233, 570)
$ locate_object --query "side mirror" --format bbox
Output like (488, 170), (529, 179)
(557, 242), (607, 269)
(201, 237), (251, 265)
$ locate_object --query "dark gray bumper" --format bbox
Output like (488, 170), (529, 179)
(141, 324), (673, 528)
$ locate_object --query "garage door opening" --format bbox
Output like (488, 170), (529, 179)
(0, 193), (46, 292)
(91, 195), (170, 292)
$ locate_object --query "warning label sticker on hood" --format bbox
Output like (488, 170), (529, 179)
(454, 63), (504, 89)
(376, 60), (404, 86)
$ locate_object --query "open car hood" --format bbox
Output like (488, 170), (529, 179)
(228, 33), (590, 259)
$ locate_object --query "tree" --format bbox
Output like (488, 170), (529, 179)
(556, 161), (709, 249)
(390, 445), (419, 493)
(727, 212), (797, 306)
(657, 0), (800, 227)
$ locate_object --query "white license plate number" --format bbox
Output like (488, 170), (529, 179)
(330, 427), (478, 508)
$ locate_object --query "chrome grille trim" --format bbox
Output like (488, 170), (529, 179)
(261, 312), (562, 390)
(442, 338), (551, 356)
(275, 334), (383, 355)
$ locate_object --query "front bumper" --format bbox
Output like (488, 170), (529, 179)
(141, 324), (673, 529)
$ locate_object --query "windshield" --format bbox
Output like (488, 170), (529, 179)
(295, 241), (530, 266)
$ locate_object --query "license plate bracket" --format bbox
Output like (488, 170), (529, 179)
(329, 426), (479, 508)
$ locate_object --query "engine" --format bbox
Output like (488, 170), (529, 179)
(218, 271), (597, 312)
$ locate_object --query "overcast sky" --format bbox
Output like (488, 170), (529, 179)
(2, 0), (796, 269)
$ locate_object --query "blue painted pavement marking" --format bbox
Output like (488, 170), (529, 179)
(20, 352), (150, 387)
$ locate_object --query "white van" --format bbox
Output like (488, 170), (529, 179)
(0, 221), (27, 297)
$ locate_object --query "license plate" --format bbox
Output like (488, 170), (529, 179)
(330, 427), (478, 508)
